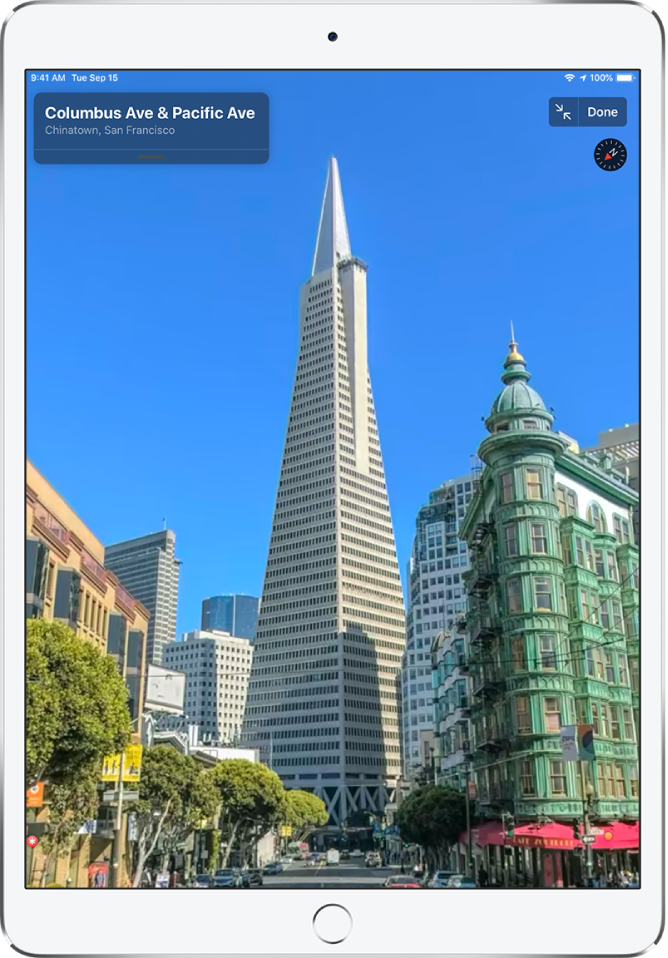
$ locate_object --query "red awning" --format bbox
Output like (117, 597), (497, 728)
(468, 820), (638, 852)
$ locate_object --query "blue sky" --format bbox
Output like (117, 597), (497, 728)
(27, 70), (639, 635)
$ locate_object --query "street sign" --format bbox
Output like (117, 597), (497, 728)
(581, 835), (596, 844)
(103, 790), (139, 803)
(26, 782), (44, 807)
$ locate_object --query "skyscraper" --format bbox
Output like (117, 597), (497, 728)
(105, 530), (180, 665)
(402, 475), (473, 777)
(243, 158), (406, 824)
(201, 594), (259, 641)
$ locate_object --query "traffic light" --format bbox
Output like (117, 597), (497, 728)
(502, 812), (515, 838)
(572, 818), (581, 840)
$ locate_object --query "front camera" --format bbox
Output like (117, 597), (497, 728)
(327, 31), (338, 42)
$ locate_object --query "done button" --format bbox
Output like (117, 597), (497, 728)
(579, 97), (627, 126)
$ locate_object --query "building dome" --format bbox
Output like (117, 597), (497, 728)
(485, 328), (553, 433)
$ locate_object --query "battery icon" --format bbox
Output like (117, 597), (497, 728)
(616, 74), (634, 82)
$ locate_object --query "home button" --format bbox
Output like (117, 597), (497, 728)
(313, 904), (353, 944)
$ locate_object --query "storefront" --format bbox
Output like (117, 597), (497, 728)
(463, 820), (639, 887)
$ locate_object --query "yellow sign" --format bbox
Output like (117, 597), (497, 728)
(100, 745), (142, 783)
(100, 753), (121, 782)
(122, 745), (142, 783)
(279, 825), (292, 838)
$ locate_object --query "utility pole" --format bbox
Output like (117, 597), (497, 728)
(464, 767), (473, 878)
(580, 762), (594, 880)
(110, 750), (125, 888)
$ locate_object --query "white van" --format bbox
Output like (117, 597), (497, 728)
(326, 849), (340, 866)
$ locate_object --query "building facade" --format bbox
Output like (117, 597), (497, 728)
(431, 626), (474, 792)
(402, 478), (473, 777)
(242, 158), (405, 824)
(105, 529), (180, 665)
(164, 630), (253, 745)
(25, 461), (149, 888)
(583, 424), (639, 543)
(201, 593), (259, 641)
(459, 337), (639, 887)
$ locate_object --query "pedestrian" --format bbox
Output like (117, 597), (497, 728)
(478, 865), (489, 888)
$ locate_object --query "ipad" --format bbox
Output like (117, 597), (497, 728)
(2, 1), (663, 955)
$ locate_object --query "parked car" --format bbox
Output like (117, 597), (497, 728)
(383, 875), (422, 888)
(444, 874), (477, 889)
(241, 869), (264, 887)
(192, 874), (214, 888)
(213, 869), (243, 888)
(427, 870), (458, 889)
(263, 861), (284, 875)
(350, 849), (364, 859)
(365, 852), (382, 868)
(340, 849), (350, 861)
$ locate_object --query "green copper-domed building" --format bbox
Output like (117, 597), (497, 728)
(459, 332), (639, 888)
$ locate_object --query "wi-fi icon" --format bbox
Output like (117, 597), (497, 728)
(565, 74), (575, 81)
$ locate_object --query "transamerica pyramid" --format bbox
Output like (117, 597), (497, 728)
(242, 158), (406, 825)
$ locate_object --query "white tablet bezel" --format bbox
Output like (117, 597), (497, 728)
(2, 2), (663, 955)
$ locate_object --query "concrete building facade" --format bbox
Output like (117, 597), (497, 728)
(164, 629), (253, 745)
(402, 477), (473, 777)
(105, 529), (180, 665)
(243, 158), (405, 824)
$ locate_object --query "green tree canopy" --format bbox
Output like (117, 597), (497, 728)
(26, 619), (132, 786)
(282, 790), (328, 831)
(127, 745), (219, 887)
(397, 785), (468, 866)
(207, 759), (286, 866)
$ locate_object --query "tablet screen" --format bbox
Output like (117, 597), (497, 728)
(24, 68), (639, 891)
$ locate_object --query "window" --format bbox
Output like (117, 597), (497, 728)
(500, 472), (513, 503)
(507, 578), (522, 614)
(629, 764), (639, 798)
(558, 580), (567, 615)
(561, 535), (573, 566)
(521, 760), (536, 795)
(550, 760), (567, 796)
(611, 707), (621, 740)
(531, 522), (548, 554)
(580, 589), (590, 621)
(584, 540), (595, 571)
(630, 658), (639, 693)
(631, 561), (639, 590)
(591, 701), (600, 734)
(539, 634), (557, 670)
(595, 649), (605, 681)
(504, 523), (518, 557)
(575, 537), (585, 567)
(588, 503), (606, 532)
(623, 709), (634, 741)
(614, 515), (631, 545)
(618, 654), (629, 685)
(606, 763), (615, 797)
(604, 651), (615, 683)
(600, 703), (609, 738)
(526, 469), (543, 500)
(544, 697), (561, 732)
(516, 696), (531, 732)
(594, 549), (605, 577)
(607, 553), (619, 582)
(557, 486), (567, 517)
(523, 419), (539, 429)
(575, 698), (587, 725)
(567, 489), (578, 515)
(599, 600), (610, 630)
(597, 763), (607, 796)
(534, 578), (552, 611)
(612, 600), (624, 632)
(511, 635), (526, 670)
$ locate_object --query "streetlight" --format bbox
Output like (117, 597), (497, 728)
(580, 769), (595, 881)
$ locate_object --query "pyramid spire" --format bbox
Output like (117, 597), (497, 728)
(311, 157), (351, 276)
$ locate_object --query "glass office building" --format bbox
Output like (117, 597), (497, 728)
(201, 593), (259, 641)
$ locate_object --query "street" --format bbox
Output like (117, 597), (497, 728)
(260, 859), (399, 889)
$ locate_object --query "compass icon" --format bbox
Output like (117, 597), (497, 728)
(594, 139), (627, 172)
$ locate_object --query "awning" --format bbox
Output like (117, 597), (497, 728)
(467, 820), (638, 852)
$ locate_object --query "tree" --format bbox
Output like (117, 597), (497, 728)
(127, 745), (218, 887)
(283, 790), (328, 832)
(207, 759), (285, 867)
(37, 772), (98, 886)
(397, 785), (468, 869)
(26, 619), (132, 786)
